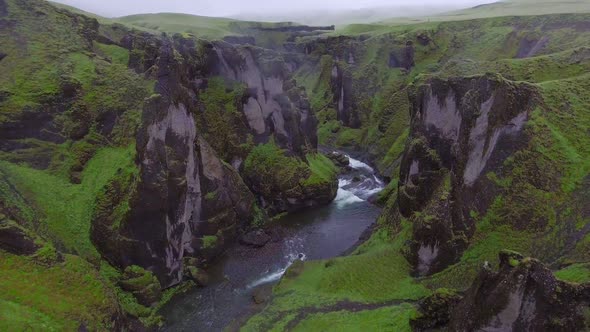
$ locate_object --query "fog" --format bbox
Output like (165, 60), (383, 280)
(51, 0), (498, 22)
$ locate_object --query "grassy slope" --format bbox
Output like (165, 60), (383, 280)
(0, 252), (120, 331)
(0, 0), (158, 328)
(0, 147), (135, 259)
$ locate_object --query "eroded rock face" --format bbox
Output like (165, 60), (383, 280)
(92, 40), (256, 287)
(213, 42), (318, 155)
(330, 63), (360, 128)
(398, 74), (538, 275)
(448, 251), (590, 331)
(389, 40), (415, 70)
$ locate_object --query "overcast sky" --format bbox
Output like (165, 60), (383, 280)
(51, 0), (497, 18)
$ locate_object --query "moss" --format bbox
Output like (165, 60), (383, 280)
(197, 77), (250, 161)
(0, 146), (136, 259)
(251, 204), (267, 228)
(304, 153), (338, 186)
(33, 243), (60, 264)
(204, 191), (217, 201)
(202, 235), (218, 249)
(335, 127), (363, 147)
(0, 251), (120, 331)
(94, 42), (130, 66)
(243, 142), (310, 197)
(554, 263), (590, 284)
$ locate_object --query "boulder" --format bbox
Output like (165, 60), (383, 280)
(252, 284), (273, 304)
(327, 151), (350, 167)
(240, 229), (271, 248)
(411, 288), (463, 331)
(185, 266), (210, 287)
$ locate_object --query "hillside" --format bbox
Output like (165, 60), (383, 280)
(1, 0), (589, 330)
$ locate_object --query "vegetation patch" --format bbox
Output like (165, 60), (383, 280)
(0, 146), (136, 259)
(0, 252), (120, 331)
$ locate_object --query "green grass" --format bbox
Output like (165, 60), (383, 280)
(536, 75), (590, 192)
(0, 146), (136, 259)
(94, 42), (130, 66)
(305, 153), (338, 185)
(242, 222), (430, 329)
(290, 303), (417, 332)
(116, 13), (240, 40)
(0, 299), (61, 332)
(554, 263), (590, 284)
(0, 252), (119, 331)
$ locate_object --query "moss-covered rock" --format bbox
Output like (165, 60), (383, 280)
(410, 288), (462, 331)
(242, 143), (337, 215)
(447, 251), (590, 331)
(118, 265), (162, 307)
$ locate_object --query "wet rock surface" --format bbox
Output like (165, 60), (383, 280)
(327, 151), (350, 167)
(240, 229), (272, 248)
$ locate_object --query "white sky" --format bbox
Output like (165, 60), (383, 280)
(50, 0), (498, 18)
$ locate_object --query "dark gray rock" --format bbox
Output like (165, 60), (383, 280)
(0, 219), (40, 255)
(240, 229), (271, 247)
(327, 151), (350, 167)
(448, 251), (590, 331)
(397, 74), (538, 275)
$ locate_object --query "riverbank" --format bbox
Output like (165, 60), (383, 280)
(159, 154), (384, 331)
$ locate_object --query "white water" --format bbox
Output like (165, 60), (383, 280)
(246, 158), (384, 288)
(247, 237), (307, 289)
(347, 155), (375, 173)
(335, 179), (364, 207)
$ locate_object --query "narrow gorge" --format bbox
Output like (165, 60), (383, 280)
(0, 0), (589, 331)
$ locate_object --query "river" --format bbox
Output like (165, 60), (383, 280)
(159, 154), (384, 331)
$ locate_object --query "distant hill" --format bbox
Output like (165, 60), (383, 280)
(378, 0), (590, 25)
(116, 13), (241, 39)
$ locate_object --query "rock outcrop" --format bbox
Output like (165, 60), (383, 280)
(86, 27), (337, 286)
(213, 42), (318, 156)
(450, 251), (590, 331)
(330, 62), (360, 128)
(398, 74), (538, 275)
(413, 251), (590, 331)
(92, 39), (257, 287)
